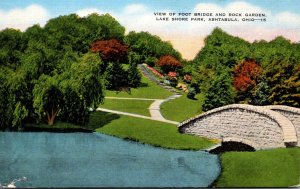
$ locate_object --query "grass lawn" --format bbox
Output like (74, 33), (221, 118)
(161, 93), (205, 122)
(105, 75), (173, 99)
(216, 148), (300, 187)
(92, 111), (216, 150)
(99, 99), (153, 116)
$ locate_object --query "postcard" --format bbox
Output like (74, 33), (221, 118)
(0, 0), (299, 188)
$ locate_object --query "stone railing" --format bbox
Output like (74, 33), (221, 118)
(265, 105), (300, 147)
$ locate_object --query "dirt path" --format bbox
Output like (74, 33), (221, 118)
(99, 94), (181, 125)
(97, 107), (179, 125)
(148, 94), (181, 122)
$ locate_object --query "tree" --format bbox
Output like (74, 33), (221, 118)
(193, 28), (251, 69)
(268, 63), (300, 107)
(156, 55), (182, 74)
(233, 59), (262, 92)
(125, 31), (182, 64)
(127, 62), (141, 88)
(59, 79), (88, 125)
(33, 75), (64, 125)
(84, 13), (125, 42)
(0, 28), (26, 68)
(12, 102), (28, 129)
(202, 72), (235, 111)
(20, 40), (57, 77)
(233, 59), (262, 103)
(191, 65), (216, 94)
(91, 39), (128, 64)
(59, 53), (105, 125)
(251, 80), (270, 105)
(105, 62), (128, 90)
(0, 70), (11, 130)
(6, 70), (33, 129)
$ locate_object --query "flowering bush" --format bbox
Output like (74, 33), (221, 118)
(145, 64), (164, 78)
(168, 71), (177, 78)
(167, 71), (178, 87)
(183, 74), (192, 83)
(156, 55), (182, 73)
(176, 83), (188, 92)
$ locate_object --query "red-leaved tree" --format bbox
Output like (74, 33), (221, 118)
(91, 39), (128, 63)
(233, 59), (262, 92)
(156, 55), (182, 74)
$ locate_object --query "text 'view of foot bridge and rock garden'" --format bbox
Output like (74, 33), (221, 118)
(0, 0), (300, 188)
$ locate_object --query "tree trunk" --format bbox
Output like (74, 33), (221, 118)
(46, 109), (59, 126)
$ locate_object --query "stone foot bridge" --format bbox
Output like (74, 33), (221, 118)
(179, 104), (300, 150)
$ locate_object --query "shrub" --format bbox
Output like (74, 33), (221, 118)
(145, 56), (157, 67)
(187, 87), (196, 99)
(156, 55), (182, 74)
(167, 71), (178, 87)
(184, 74), (192, 83)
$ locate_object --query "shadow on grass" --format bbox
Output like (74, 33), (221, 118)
(138, 82), (149, 88)
(187, 95), (198, 100)
(86, 111), (121, 130)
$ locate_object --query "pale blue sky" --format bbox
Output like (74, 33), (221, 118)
(1, 0), (300, 59)
(1, 0), (300, 17)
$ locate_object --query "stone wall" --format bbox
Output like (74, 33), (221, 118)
(265, 105), (300, 147)
(179, 104), (298, 149)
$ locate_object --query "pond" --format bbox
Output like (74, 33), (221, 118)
(0, 132), (220, 187)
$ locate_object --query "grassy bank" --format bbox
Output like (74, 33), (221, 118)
(92, 111), (216, 150)
(105, 76), (173, 99)
(24, 122), (92, 132)
(216, 148), (300, 187)
(99, 99), (153, 116)
(161, 93), (205, 122)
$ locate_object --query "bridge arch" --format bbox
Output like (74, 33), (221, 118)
(222, 137), (259, 149)
(179, 104), (298, 149)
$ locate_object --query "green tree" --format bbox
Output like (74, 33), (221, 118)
(8, 71), (32, 124)
(125, 31), (181, 64)
(12, 102), (28, 129)
(193, 28), (251, 69)
(268, 63), (300, 107)
(0, 70), (11, 130)
(191, 65), (216, 94)
(105, 62), (128, 90)
(251, 80), (270, 105)
(0, 28), (26, 68)
(33, 75), (64, 125)
(59, 79), (88, 125)
(127, 62), (141, 87)
(20, 40), (57, 77)
(59, 53), (105, 124)
(202, 72), (235, 111)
